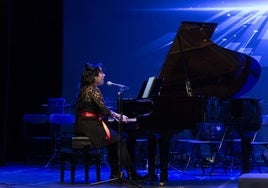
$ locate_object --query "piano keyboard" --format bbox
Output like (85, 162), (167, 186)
(108, 117), (137, 123)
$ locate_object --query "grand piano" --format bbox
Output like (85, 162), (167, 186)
(122, 21), (263, 181)
(136, 21), (262, 130)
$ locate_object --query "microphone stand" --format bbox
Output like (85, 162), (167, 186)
(117, 87), (141, 187)
(117, 87), (124, 180)
(92, 86), (141, 187)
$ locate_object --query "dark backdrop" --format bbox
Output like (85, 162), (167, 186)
(1, 0), (63, 164)
(2, 0), (268, 165)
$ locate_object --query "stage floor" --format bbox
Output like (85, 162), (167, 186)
(0, 160), (259, 188)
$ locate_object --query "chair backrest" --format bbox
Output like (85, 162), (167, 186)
(195, 122), (226, 141)
(50, 113), (75, 124)
(47, 98), (66, 114)
(49, 113), (76, 147)
(23, 113), (49, 124)
(23, 114), (51, 137)
(49, 113), (97, 150)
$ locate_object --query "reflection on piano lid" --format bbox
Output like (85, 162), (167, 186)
(159, 21), (261, 99)
(136, 21), (262, 131)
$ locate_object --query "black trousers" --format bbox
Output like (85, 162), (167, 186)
(126, 129), (173, 181)
(108, 138), (135, 176)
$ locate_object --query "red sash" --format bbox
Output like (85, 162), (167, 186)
(81, 112), (111, 141)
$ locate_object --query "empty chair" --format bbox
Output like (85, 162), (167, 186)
(45, 112), (74, 167)
(228, 115), (268, 173)
(178, 122), (228, 174)
(250, 115), (268, 172)
(23, 113), (52, 163)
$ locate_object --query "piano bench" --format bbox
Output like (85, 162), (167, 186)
(238, 173), (268, 188)
(60, 136), (102, 184)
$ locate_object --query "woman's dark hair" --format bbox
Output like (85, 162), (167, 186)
(80, 62), (103, 87)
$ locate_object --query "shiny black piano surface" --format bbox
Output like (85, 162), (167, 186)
(129, 21), (263, 132)
(120, 21), (263, 175)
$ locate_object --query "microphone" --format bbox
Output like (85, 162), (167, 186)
(107, 81), (129, 89)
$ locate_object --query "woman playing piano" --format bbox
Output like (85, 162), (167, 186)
(74, 62), (144, 180)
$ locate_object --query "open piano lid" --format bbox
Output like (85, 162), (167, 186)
(158, 21), (261, 99)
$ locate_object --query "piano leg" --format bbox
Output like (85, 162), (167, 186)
(147, 131), (173, 185)
(239, 130), (255, 174)
(241, 136), (251, 174)
(148, 133), (157, 177)
(159, 133), (172, 185)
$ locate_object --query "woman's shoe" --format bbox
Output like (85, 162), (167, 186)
(159, 181), (166, 187)
(159, 173), (168, 186)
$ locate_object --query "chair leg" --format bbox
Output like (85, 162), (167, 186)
(84, 153), (89, 183)
(71, 155), (76, 184)
(85, 152), (101, 183)
(60, 155), (65, 182)
(184, 144), (200, 173)
(252, 151), (262, 172)
(261, 149), (268, 169)
(85, 164), (89, 183)
(184, 155), (192, 173)
(96, 154), (101, 182)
